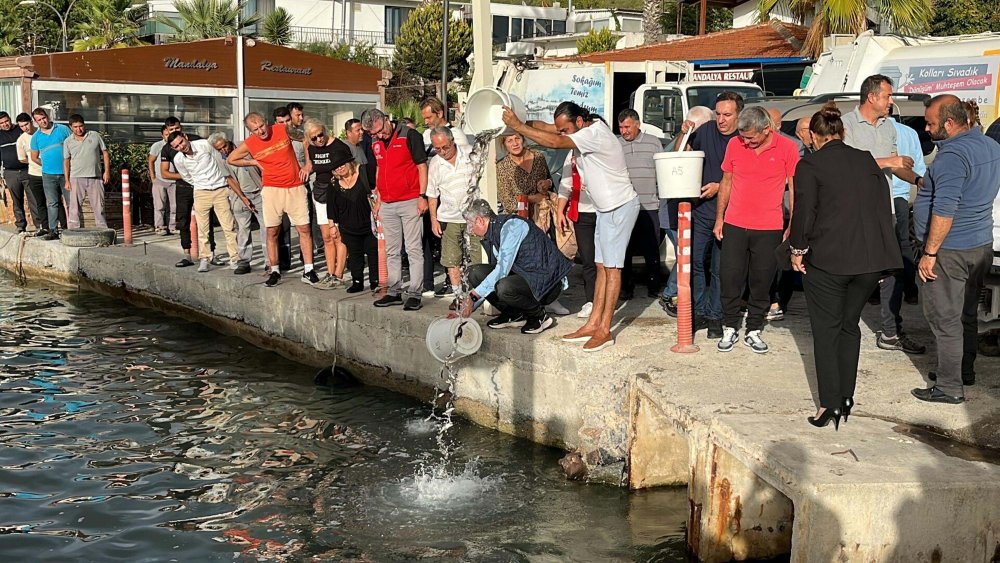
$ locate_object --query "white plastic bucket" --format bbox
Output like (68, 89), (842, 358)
(465, 87), (528, 134)
(654, 151), (706, 199)
(425, 317), (483, 363)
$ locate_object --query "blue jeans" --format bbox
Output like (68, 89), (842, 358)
(661, 228), (679, 299)
(41, 174), (66, 232)
(692, 206), (722, 320)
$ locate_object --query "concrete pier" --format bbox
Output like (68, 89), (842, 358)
(1, 226), (998, 562)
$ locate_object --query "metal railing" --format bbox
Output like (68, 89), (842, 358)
(289, 26), (396, 47)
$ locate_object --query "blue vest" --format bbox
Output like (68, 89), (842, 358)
(481, 214), (572, 300)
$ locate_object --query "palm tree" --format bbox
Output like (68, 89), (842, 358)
(643, 0), (663, 44)
(155, 0), (261, 41)
(72, 0), (146, 51)
(262, 7), (293, 45)
(755, 0), (933, 56)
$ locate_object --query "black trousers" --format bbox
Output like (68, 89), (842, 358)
(720, 224), (782, 331)
(26, 174), (51, 230)
(622, 209), (662, 293)
(3, 169), (31, 230)
(803, 266), (881, 409)
(574, 212), (597, 303)
(468, 263), (561, 320)
(175, 185), (214, 252)
(342, 230), (378, 289)
(421, 212), (438, 291)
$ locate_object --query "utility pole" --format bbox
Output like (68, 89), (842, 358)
(441, 0), (449, 106)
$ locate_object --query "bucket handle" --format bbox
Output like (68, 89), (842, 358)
(675, 130), (693, 152)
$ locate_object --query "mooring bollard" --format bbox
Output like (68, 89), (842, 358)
(121, 169), (133, 247)
(672, 201), (698, 353)
(375, 212), (388, 296)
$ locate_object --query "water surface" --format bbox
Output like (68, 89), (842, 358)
(0, 274), (691, 561)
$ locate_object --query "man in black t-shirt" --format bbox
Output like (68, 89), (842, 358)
(159, 117), (216, 267)
(0, 111), (31, 233)
(687, 92), (743, 339)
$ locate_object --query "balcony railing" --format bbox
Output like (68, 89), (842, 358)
(289, 27), (397, 47)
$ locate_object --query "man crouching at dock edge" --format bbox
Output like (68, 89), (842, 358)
(451, 199), (572, 336)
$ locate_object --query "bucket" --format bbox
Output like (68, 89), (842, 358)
(654, 151), (705, 199)
(425, 317), (484, 363)
(465, 87), (527, 134)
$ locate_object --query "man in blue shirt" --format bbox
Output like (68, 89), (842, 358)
(456, 199), (572, 335)
(887, 114), (927, 327)
(911, 95), (1000, 404)
(28, 107), (71, 239)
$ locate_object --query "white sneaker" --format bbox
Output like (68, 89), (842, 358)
(744, 330), (769, 354)
(717, 326), (738, 352)
(197, 258), (209, 273)
(577, 302), (593, 319)
(545, 299), (570, 316)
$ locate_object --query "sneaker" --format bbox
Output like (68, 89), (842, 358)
(660, 296), (678, 318)
(744, 329), (769, 354)
(910, 386), (964, 404)
(403, 297), (422, 311)
(876, 332), (926, 354)
(577, 302), (593, 319)
(765, 307), (785, 321)
(32, 228), (48, 238)
(707, 319), (724, 339)
(175, 258), (195, 268)
(421, 288), (436, 298)
(265, 271), (282, 287)
(522, 314), (555, 334)
(545, 299), (570, 316)
(314, 274), (344, 290)
(210, 255), (229, 266)
(374, 294), (403, 307)
(41, 231), (59, 241)
(346, 281), (365, 294)
(154, 227), (165, 235)
(717, 326), (739, 352)
(433, 284), (454, 298)
(234, 262), (251, 275)
(487, 313), (527, 329)
(197, 258), (209, 272)
(301, 270), (321, 285)
(160, 229), (172, 236)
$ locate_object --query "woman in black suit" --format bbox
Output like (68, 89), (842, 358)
(789, 104), (903, 430)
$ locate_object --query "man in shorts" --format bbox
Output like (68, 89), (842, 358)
(227, 112), (315, 288)
(503, 101), (639, 352)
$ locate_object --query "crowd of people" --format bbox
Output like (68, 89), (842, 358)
(3, 80), (998, 423)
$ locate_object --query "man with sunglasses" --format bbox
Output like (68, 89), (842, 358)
(713, 106), (800, 354)
(360, 107), (429, 311)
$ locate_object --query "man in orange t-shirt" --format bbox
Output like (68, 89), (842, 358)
(228, 112), (316, 288)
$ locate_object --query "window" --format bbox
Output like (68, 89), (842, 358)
(641, 88), (684, 141)
(521, 18), (535, 38)
(248, 100), (374, 136)
(535, 19), (552, 36)
(553, 20), (566, 34)
(384, 6), (412, 44)
(37, 90), (234, 144)
(0, 80), (20, 114)
(492, 15), (509, 44)
(511, 18), (522, 41)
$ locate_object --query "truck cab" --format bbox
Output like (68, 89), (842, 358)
(633, 82), (766, 143)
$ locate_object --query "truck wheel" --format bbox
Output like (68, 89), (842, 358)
(59, 228), (117, 248)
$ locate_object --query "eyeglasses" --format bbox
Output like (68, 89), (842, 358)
(310, 133), (326, 141)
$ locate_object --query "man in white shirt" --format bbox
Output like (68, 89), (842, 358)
(167, 131), (254, 273)
(504, 101), (640, 352)
(427, 127), (481, 303)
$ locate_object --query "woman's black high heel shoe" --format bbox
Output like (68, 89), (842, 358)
(808, 408), (842, 430)
(842, 397), (854, 424)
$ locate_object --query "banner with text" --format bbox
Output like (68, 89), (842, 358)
(880, 56), (1000, 107)
(692, 69), (755, 82)
(520, 67), (606, 121)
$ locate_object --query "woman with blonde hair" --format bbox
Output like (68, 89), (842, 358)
(304, 118), (348, 289)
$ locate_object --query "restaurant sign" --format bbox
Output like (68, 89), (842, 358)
(692, 69), (755, 82)
(260, 60), (313, 75)
(163, 57), (219, 71)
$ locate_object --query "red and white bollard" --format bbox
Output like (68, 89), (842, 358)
(121, 169), (133, 247)
(375, 212), (388, 296)
(671, 201), (699, 353)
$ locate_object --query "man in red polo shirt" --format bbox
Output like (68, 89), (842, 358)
(361, 108), (429, 311)
(227, 112), (315, 288)
(713, 106), (799, 354)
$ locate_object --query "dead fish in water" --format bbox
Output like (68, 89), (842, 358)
(314, 365), (361, 387)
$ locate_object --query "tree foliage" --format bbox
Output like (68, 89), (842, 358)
(262, 7), (293, 45)
(393, 0), (473, 83)
(643, 0), (663, 43)
(660, 2), (732, 35)
(72, 0), (146, 51)
(0, 0), (63, 53)
(297, 40), (382, 67)
(756, 0), (933, 56)
(576, 28), (619, 54)
(930, 0), (1000, 35)
(155, 0), (261, 41)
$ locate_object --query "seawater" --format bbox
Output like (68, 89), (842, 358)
(0, 273), (693, 561)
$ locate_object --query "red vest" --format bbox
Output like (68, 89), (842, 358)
(372, 126), (420, 203)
